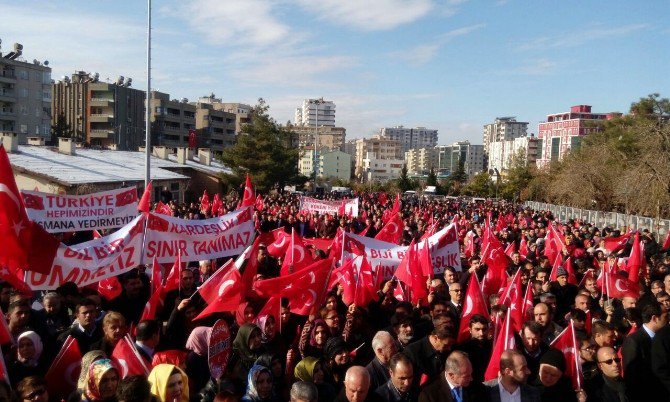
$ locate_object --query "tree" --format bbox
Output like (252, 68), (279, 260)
(499, 150), (534, 201)
(451, 158), (468, 184)
(461, 172), (493, 197)
(50, 113), (74, 145)
(396, 165), (416, 192)
(220, 99), (302, 191)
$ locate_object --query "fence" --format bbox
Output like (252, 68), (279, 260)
(523, 201), (670, 238)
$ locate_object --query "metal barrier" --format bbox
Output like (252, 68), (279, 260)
(523, 201), (670, 237)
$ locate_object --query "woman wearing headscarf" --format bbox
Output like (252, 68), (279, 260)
(185, 326), (212, 396)
(7, 331), (45, 386)
(293, 357), (336, 402)
(229, 323), (264, 393)
(80, 359), (120, 402)
(67, 350), (107, 402)
(299, 319), (329, 359)
(256, 314), (286, 357)
(148, 364), (189, 402)
(241, 365), (280, 402)
(254, 354), (288, 401)
(236, 303), (256, 327)
(532, 349), (586, 402)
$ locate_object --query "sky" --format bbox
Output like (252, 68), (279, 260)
(2, 0), (668, 145)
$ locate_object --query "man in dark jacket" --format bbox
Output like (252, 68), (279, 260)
(585, 346), (630, 402)
(418, 351), (487, 402)
(366, 331), (397, 391)
(403, 324), (456, 386)
(57, 298), (103, 354)
(376, 353), (418, 402)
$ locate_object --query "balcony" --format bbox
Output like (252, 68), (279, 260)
(0, 89), (15, 102)
(90, 129), (114, 138)
(90, 113), (114, 123)
(90, 98), (114, 107)
(0, 70), (16, 83)
(0, 110), (16, 120)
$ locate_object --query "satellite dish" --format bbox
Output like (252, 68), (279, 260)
(44, 60), (49, 65)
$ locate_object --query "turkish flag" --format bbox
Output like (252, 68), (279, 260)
(549, 320), (583, 390)
(504, 242), (516, 259)
(154, 201), (173, 216)
(255, 258), (333, 316)
(200, 190), (211, 215)
(137, 181), (152, 213)
(255, 195), (265, 212)
(112, 335), (151, 378)
(267, 230), (291, 257)
(211, 193), (223, 218)
(481, 221), (510, 297)
(457, 273), (490, 343)
(197, 259), (236, 304)
(602, 233), (631, 254)
(519, 236), (528, 258)
(662, 231), (670, 250)
(254, 296), (281, 332)
(353, 256), (378, 307)
(280, 230), (314, 276)
(499, 268), (525, 332)
(343, 233), (366, 256)
(484, 308), (516, 381)
(375, 213), (403, 245)
(164, 251), (183, 292)
(147, 214), (169, 232)
(0, 309), (12, 345)
(239, 174), (255, 209)
(625, 233), (643, 283)
(239, 240), (261, 298)
(602, 270), (641, 299)
(21, 192), (44, 210)
(0, 145), (59, 274)
(378, 192), (388, 206)
(98, 276), (122, 300)
(115, 187), (138, 207)
(140, 285), (165, 322)
(394, 241), (428, 305)
(45, 336), (82, 400)
(337, 257), (357, 305)
(464, 231), (475, 258)
(0, 266), (33, 297)
(418, 239), (434, 278)
(194, 269), (243, 321)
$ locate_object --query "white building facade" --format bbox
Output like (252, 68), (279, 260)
(405, 147), (438, 175)
(488, 135), (539, 174)
(483, 117), (528, 155)
(379, 126), (438, 154)
(363, 152), (404, 183)
(294, 98), (336, 127)
(319, 150), (351, 181)
(436, 141), (484, 179)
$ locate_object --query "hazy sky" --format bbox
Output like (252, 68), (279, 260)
(2, 0), (668, 144)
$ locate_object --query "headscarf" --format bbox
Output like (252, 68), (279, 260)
(294, 357), (320, 382)
(148, 364), (190, 402)
(236, 302), (255, 326)
(233, 323), (263, 366)
(78, 350), (107, 390)
(185, 326), (212, 356)
(256, 314), (275, 343)
(309, 319), (329, 347)
(242, 364), (272, 402)
(17, 331), (43, 367)
(83, 359), (117, 401)
(152, 350), (188, 368)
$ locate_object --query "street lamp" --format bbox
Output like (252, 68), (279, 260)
(310, 98), (325, 183)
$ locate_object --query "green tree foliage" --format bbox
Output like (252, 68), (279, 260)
(461, 172), (493, 197)
(50, 113), (74, 145)
(498, 150), (535, 201)
(220, 99), (302, 191)
(426, 167), (438, 187)
(451, 158), (468, 184)
(396, 165), (417, 192)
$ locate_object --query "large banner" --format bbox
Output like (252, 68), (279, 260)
(299, 196), (359, 217)
(21, 187), (138, 233)
(26, 215), (146, 290)
(144, 207), (255, 264)
(342, 223), (461, 280)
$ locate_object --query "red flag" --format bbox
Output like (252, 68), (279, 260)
(255, 259), (333, 316)
(151, 256), (162, 295)
(112, 335), (151, 378)
(154, 201), (173, 216)
(0, 145), (59, 274)
(499, 268), (524, 332)
(255, 194), (265, 211)
(602, 271), (641, 299)
(45, 336), (83, 399)
(602, 233), (631, 254)
(239, 240), (261, 297)
(197, 259), (236, 304)
(92, 229), (102, 239)
(418, 239), (434, 278)
(200, 190), (211, 215)
(375, 213), (403, 245)
(211, 193), (223, 217)
(519, 236), (529, 258)
(354, 256), (378, 307)
(394, 241), (428, 305)
(280, 229), (314, 276)
(549, 320), (583, 390)
(164, 251), (183, 292)
(585, 310), (592, 336)
(457, 273), (490, 343)
(378, 192), (388, 206)
(662, 231), (670, 250)
(626, 233), (643, 284)
(0, 309), (12, 345)
(194, 269), (244, 320)
(267, 230), (291, 257)
(464, 231), (475, 259)
(481, 221), (510, 297)
(138, 181), (152, 213)
(484, 308), (516, 381)
(337, 257), (357, 305)
(140, 285), (165, 322)
(254, 296), (281, 330)
(239, 174), (255, 208)
(382, 194), (401, 223)
(98, 276), (122, 300)
(0, 266), (33, 297)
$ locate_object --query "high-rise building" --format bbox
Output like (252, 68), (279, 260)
(536, 105), (614, 167)
(288, 123), (346, 152)
(405, 147), (438, 175)
(483, 117), (528, 155)
(193, 101), (236, 155)
(52, 72), (145, 150)
(436, 141), (484, 178)
(0, 41), (52, 143)
(211, 100), (252, 135)
(295, 98), (336, 127)
(379, 126), (438, 154)
(354, 137), (402, 178)
(150, 91), (196, 149)
(488, 134), (539, 174)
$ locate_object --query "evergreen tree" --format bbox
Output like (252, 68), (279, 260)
(50, 113), (74, 145)
(396, 165), (415, 192)
(451, 158), (468, 183)
(426, 167), (438, 186)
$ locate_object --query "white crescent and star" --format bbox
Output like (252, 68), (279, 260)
(117, 359), (129, 378)
(303, 289), (317, 307)
(614, 279), (628, 293)
(386, 222), (399, 235)
(218, 279), (236, 296)
(463, 295), (473, 316)
(294, 246), (306, 263)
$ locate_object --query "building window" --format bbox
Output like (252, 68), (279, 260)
(19, 88), (28, 98)
(19, 69), (28, 80)
(20, 124), (28, 133)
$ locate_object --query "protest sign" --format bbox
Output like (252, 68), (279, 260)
(22, 187), (138, 232)
(209, 319), (232, 379)
(299, 196), (359, 217)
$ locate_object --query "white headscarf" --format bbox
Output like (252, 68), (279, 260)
(17, 331), (43, 367)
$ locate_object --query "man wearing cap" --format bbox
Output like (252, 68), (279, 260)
(585, 346), (629, 402)
(549, 266), (578, 322)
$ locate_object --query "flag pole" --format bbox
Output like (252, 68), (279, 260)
(144, 0), (152, 188)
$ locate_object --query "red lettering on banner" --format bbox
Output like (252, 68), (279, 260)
(29, 271), (47, 287)
(93, 239), (125, 259)
(63, 247), (93, 261)
(145, 240), (189, 258)
(48, 266), (80, 287)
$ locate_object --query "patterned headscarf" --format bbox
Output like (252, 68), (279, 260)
(83, 359), (117, 401)
(17, 331), (43, 367)
(309, 319), (329, 347)
(77, 350), (107, 390)
(243, 364), (273, 402)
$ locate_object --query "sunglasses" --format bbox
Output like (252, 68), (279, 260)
(598, 357), (621, 365)
(23, 388), (46, 400)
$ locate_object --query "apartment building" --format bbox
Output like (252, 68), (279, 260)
(288, 124), (346, 151)
(483, 117), (528, 155)
(436, 141), (485, 178)
(295, 98), (336, 127)
(150, 91), (196, 149)
(354, 137), (402, 177)
(379, 126), (438, 154)
(405, 147), (438, 175)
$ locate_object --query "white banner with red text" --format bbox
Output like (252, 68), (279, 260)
(299, 196), (359, 217)
(26, 214), (146, 290)
(21, 187), (139, 233)
(342, 223), (461, 280)
(144, 207), (255, 264)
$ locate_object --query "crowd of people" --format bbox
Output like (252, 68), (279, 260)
(2, 190), (670, 402)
